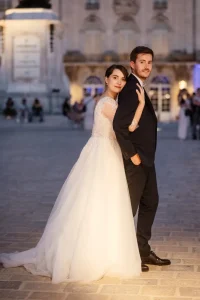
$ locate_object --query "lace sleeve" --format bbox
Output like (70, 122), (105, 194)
(101, 98), (117, 122)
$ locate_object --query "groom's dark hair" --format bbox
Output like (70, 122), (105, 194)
(130, 46), (154, 62)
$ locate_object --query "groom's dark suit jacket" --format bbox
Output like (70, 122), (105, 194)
(113, 74), (157, 167)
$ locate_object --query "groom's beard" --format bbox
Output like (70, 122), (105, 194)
(135, 70), (151, 81)
(141, 68), (151, 77)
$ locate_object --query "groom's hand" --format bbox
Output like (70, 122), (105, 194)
(131, 154), (141, 165)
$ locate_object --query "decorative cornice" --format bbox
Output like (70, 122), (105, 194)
(148, 13), (172, 32)
(64, 51), (86, 63)
(80, 14), (105, 32)
(4, 8), (59, 21)
(114, 15), (140, 32)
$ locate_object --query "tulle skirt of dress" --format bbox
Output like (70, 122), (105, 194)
(0, 136), (141, 283)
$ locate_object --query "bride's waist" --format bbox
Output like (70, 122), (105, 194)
(91, 134), (117, 141)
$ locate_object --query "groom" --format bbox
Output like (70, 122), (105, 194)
(113, 46), (171, 272)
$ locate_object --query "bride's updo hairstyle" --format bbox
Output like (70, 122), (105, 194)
(105, 64), (129, 81)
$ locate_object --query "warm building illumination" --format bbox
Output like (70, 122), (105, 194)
(70, 83), (84, 105)
(179, 80), (187, 90)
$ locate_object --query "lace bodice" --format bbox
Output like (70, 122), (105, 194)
(92, 96), (117, 139)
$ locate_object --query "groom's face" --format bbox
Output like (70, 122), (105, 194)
(130, 53), (153, 81)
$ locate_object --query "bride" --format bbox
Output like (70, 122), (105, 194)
(0, 65), (145, 283)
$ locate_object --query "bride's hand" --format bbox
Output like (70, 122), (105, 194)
(136, 83), (145, 106)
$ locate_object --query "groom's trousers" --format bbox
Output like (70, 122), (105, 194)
(123, 158), (159, 257)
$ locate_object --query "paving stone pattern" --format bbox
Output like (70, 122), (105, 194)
(0, 117), (200, 300)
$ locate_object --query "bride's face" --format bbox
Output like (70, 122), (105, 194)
(105, 69), (127, 94)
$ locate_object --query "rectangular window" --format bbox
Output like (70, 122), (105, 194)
(85, 0), (99, 10)
(0, 0), (12, 12)
(83, 30), (102, 55)
(162, 88), (170, 112)
(150, 88), (159, 112)
(153, 0), (168, 10)
(118, 30), (134, 55)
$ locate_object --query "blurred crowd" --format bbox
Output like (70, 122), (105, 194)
(62, 93), (101, 129)
(3, 97), (44, 123)
(177, 87), (200, 140)
(4, 89), (200, 137)
(2, 93), (102, 130)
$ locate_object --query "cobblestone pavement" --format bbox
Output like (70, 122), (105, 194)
(0, 116), (200, 300)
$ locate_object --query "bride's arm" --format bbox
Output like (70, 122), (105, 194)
(102, 102), (117, 121)
(128, 84), (145, 132)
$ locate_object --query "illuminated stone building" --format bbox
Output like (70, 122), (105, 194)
(1, 0), (200, 120)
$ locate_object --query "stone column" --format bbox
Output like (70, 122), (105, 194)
(0, 8), (70, 113)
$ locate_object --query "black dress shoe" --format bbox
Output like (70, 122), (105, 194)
(141, 263), (149, 272)
(142, 251), (171, 266)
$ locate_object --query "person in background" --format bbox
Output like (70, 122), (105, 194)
(192, 88), (200, 140)
(83, 94), (96, 130)
(93, 93), (102, 110)
(62, 97), (71, 117)
(177, 89), (192, 140)
(72, 99), (86, 127)
(3, 97), (17, 119)
(16, 98), (30, 123)
(30, 98), (44, 122)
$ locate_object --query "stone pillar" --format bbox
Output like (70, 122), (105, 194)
(0, 8), (70, 113)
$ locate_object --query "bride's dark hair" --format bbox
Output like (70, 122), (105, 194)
(105, 64), (129, 80)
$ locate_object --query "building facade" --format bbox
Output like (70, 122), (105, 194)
(1, 0), (200, 120)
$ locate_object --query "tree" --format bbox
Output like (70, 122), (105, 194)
(16, 0), (51, 9)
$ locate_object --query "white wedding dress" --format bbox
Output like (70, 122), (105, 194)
(0, 96), (141, 283)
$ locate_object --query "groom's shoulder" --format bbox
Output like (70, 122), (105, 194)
(128, 73), (137, 83)
(124, 74), (137, 89)
(120, 75), (137, 94)
(119, 84), (137, 104)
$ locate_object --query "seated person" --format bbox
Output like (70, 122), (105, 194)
(16, 98), (30, 123)
(3, 98), (17, 119)
(30, 99), (44, 122)
(62, 98), (71, 117)
(72, 100), (86, 125)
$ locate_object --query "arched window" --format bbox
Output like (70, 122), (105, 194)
(84, 76), (102, 85)
(84, 76), (103, 97)
(151, 75), (170, 84)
